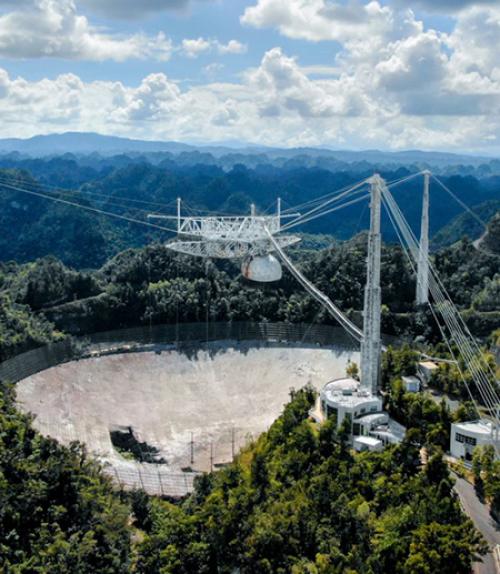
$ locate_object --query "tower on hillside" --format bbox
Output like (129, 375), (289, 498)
(360, 174), (383, 395)
(416, 171), (430, 305)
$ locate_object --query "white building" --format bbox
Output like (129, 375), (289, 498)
(418, 361), (438, 384)
(320, 378), (383, 430)
(319, 378), (405, 447)
(450, 420), (500, 460)
(353, 435), (383, 452)
(402, 375), (421, 393)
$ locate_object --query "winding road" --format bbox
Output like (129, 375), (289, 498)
(453, 475), (500, 574)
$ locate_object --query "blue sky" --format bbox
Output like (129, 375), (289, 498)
(0, 0), (498, 153)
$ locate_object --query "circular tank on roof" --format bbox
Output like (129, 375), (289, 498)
(241, 254), (282, 283)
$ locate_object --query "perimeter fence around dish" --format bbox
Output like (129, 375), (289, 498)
(0, 321), (359, 497)
(102, 462), (197, 498)
(0, 321), (358, 384)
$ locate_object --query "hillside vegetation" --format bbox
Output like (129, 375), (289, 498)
(0, 156), (499, 268)
(0, 233), (499, 362)
(0, 376), (490, 574)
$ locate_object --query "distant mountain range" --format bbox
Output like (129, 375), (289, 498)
(1, 132), (498, 169)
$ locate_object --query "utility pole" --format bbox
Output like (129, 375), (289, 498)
(360, 174), (383, 395)
(190, 432), (194, 465)
(416, 171), (430, 305)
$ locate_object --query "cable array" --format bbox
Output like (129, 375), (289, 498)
(382, 184), (500, 442)
(0, 174), (177, 211)
(267, 228), (364, 344)
(431, 174), (487, 229)
(0, 179), (179, 234)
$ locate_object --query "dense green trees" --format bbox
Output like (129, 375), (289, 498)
(0, 292), (63, 362)
(483, 212), (500, 254)
(0, 158), (499, 269)
(132, 388), (487, 574)
(0, 384), (131, 573)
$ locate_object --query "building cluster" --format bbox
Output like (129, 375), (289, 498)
(316, 174), (499, 460)
(315, 377), (405, 452)
(313, 356), (499, 461)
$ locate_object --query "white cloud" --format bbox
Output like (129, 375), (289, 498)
(0, 0), (500, 155)
(245, 47), (367, 118)
(181, 37), (212, 58)
(217, 39), (247, 55)
(110, 73), (181, 122)
(448, 5), (500, 78)
(241, 0), (396, 44)
(181, 37), (247, 58)
(78, 0), (212, 19)
(0, 0), (173, 61)
(0, 0), (245, 63)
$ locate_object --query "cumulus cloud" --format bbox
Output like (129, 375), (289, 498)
(217, 39), (247, 55)
(181, 37), (247, 58)
(0, 0), (173, 61)
(241, 0), (398, 44)
(181, 37), (212, 58)
(245, 47), (367, 118)
(110, 73), (181, 121)
(0, 1), (499, 154)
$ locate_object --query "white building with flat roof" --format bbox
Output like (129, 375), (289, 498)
(450, 420), (500, 460)
(319, 378), (405, 447)
(418, 361), (438, 384)
(353, 435), (383, 452)
(320, 378), (382, 429)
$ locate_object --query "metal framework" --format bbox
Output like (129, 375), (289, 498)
(167, 237), (300, 259)
(150, 198), (300, 259)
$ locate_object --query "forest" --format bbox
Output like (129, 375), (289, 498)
(0, 229), (498, 363)
(0, 370), (491, 573)
(0, 152), (499, 573)
(0, 155), (499, 268)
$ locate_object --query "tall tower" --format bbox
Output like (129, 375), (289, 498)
(360, 174), (383, 395)
(416, 171), (430, 305)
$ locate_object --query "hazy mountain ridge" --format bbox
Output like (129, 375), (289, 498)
(1, 132), (499, 175)
(0, 156), (498, 269)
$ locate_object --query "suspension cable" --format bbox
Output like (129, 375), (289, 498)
(0, 180), (178, 234)
(382, 184), (500, 425)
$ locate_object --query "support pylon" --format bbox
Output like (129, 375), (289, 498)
(360, 174), (383, 395)
(416, 171), (430, 305)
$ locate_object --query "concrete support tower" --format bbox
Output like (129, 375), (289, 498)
(416, 171), (430, 305)
(360, 175), (383, 395)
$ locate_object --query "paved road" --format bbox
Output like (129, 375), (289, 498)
(453, 475), (500, 574)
